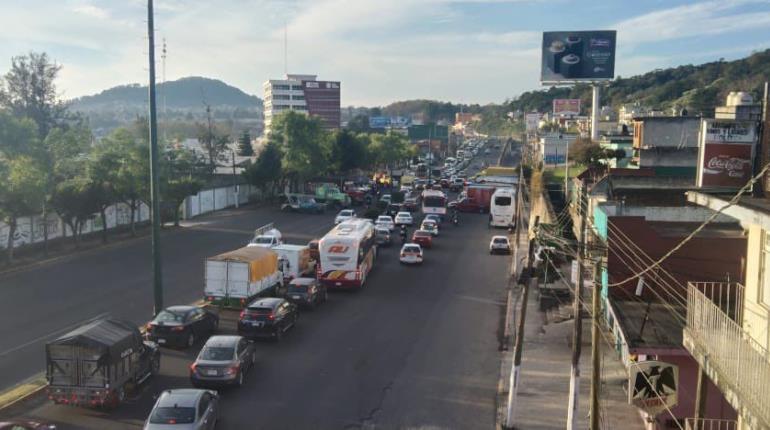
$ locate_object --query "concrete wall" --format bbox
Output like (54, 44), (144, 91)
(636, 118), (701, 148)
(742, 225), (770, 351)
(639, 147), (699, 168)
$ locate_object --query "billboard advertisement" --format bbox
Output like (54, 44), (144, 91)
(553, 99), (581, 116)
(698, 120), (757, 188)
(525, 113), (541, 133)
(628, 361), (678, 416)
(541, 30), (617, 82)
(369, 116), (391, 129)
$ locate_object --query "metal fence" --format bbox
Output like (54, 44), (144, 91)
(686, 282), (770, 427)
(684, 418), (737, 430)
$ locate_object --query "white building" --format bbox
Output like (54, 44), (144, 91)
(263, 74), (340, 135)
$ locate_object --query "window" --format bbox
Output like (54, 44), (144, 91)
(760, 230), (770, 307)
(292, 95), (305, 100)
(198, 394), (210, 419)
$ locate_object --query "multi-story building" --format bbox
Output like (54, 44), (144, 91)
(632, 116), (701, 178)
(263, 74), (340, 134)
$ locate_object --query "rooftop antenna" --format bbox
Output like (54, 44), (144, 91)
(283, 21), (288, 76)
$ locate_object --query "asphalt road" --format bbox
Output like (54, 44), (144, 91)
(0, 143), (515, 429)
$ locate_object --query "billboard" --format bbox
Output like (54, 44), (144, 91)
(541, 31), (617, 82)
(369, 116), (391, 129)
(525, 113), (541, 133)
(553, 99), (581, 116)
(628, 361), (678, 416)
(698, 119), (757, 188)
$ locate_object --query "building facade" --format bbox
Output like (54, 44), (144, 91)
(263, 74), (340, 134)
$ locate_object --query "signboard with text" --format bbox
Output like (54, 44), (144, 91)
(553, 99), (581, 116)
(541, 30), (616, 83)
(629, 361), (678, 416)
(525, 113), (541, 133)
(697, 119), (757, 188)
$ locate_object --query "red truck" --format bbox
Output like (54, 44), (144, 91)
(455, 184), (496, 213)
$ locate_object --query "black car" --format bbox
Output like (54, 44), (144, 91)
(190, 335), (255, 388)
(385, 203), (402, 217)
(237, 298), (298, 341)
(146, 306), (219, 348)
(285, 277), (328, 309)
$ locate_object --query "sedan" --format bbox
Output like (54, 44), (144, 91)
(335, 209), (356, 224)
(237, 298), (298, 341)
(394, 211), (414, 226)
(146, 306), (219, 348)
(424, 214), (442, 227)
(189, 336), (255, 388)
(402, 199), (418, 213)
(375, 215), (395, 231)
(285, 277), (328, 309)
(420, 220), (439, 237)
(399, 244), (424, 265)
(411, 230), (433, 249)
(145, 389), (219, 430)
(489, 235), (512, 254)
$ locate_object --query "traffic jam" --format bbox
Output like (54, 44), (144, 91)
(36, 138), (516, 429)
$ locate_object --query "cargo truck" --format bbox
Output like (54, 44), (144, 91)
(204, 246), (284, 308)
(314, 183), (351, 208)
(272, 243), (315, 283)
(455, 184), (496, 213)
(46, 318), (160, 408)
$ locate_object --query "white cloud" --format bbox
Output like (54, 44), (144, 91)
(72, 4), (109, 19)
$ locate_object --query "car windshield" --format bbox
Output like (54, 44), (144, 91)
(340, 210), (353, 216)
(377, 217), (391, 222)
(154, 310), (183, 323)
(149, 406), (196, 424)
(253, 237), (273, 244)
(199, 347), (234, 361)
(403, 246), (420, 253)
(288, 284), (308, 293)
(494, 238), (508, 244)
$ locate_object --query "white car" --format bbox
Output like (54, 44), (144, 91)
(335, 209), (356, 224)
(489, 236), (512, 254)
(394, 211), (414, 226)
(375, 215), (395, 231)
(399, 243), (423, 265)
(380, 194), (392, 205)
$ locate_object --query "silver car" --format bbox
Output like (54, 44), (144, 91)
(144, 389), (219, 430)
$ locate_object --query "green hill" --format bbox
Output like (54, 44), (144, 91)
(510, 48), (770, 116)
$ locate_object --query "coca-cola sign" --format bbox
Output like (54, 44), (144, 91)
(700, 143), (753, 187)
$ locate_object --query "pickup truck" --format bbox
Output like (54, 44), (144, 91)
(248, 223), (283, 248)
(281, 194), (326, 214)
(46, 319), (160, 408)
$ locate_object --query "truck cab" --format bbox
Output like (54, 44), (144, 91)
(248, 223), (283, 248)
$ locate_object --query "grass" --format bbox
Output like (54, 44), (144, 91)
(542, 164), (586, 184)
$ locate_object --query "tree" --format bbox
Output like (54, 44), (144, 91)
(269, 111), (329, 189)
(345, 114), (370, 134)
(0, 111), (39, 158)
(161, 147), (208, 226)
(0, 52), (67, 139)
(242, 141), (283, 197)
(50, 176), (102, 247)
(237, 130), (254, 156)
(367, 132), (415, 169)
(329, 129), (367, 180)
(0, 156), (46, 262)
(101, 128), (148, 236)
(163, 177), (204, 227)
(196, 105), (230, 170)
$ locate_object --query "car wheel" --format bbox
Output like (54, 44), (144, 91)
(186, 332), (195, 348)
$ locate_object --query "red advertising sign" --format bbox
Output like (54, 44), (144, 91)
(553, 99), (581, 116)
(700, 143), (753, 187)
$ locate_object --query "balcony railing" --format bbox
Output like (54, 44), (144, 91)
(685, 418), (737, 430)
(686, 282), (770, 427)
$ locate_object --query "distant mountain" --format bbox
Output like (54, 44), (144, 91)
(70, 76), (262, 112)
(509, 48), (770, 117)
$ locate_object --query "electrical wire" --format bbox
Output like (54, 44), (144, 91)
(607, 161), (770, 287)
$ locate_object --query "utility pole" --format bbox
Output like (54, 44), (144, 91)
(591, 85), (600, 141)
(505, 216), (540, 429)
(513, 161), (524, 274)
(589, 262), (601, 430)
(232, 150), (239, 209)
(147, 0), (164, 316)
(567, 183), (587, 429)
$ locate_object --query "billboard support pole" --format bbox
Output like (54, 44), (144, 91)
(591, 85), (600, 141)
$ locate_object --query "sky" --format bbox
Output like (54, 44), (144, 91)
(2, 0), (770, 107)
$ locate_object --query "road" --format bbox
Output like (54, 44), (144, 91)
(0, 143), (516, 429)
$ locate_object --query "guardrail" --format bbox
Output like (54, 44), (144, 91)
(684, 418), (737, 430)
(686, 282), (770, 427)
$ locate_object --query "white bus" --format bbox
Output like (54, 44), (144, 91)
(421, 189), (447, 218)
(489, 187), (516, 228)
(318, 219), (377, 289)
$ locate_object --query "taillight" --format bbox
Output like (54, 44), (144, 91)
(239, 310), (246, 319)
(225, 364), (240, 375)
(400, 253), (406, 257)
(267, 313), (275, 321)
(189, 363), (197, 373)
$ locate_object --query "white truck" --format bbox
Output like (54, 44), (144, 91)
(248, 223), (283, 248)
(272, 244), (315, 283)
(204, 246), (283, 308)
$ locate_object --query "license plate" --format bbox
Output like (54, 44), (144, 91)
(206, 370), (218, 376)
(157, 339), (166, 344)
(251, 321), (263, 327)
(292, 295), (301, 299)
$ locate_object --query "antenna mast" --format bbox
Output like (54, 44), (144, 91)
(284, 22), (288, 75)
(161, 38), (167, 141)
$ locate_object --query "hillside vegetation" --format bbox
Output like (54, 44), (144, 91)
(509, 48), (770, 116)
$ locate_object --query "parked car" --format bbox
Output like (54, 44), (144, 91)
(237, 298), (298, 341)
(146, 306), (219, 348)
(399, 244), (424, 265)
(285, 277), (328, 309)
(190, 336), (255, 388)
(411, 230), (433, 248)
(420, 219), (439, 236)
(375, 226), (392, 246)
(144, 389), (219, 429)
(489, 235), (512, 254)
(335, 209), (356, 224)
(394, 211), (414, 226)
(375, 215), (395, 231)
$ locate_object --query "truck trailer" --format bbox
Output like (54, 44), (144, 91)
(205, 246), (283, 308)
